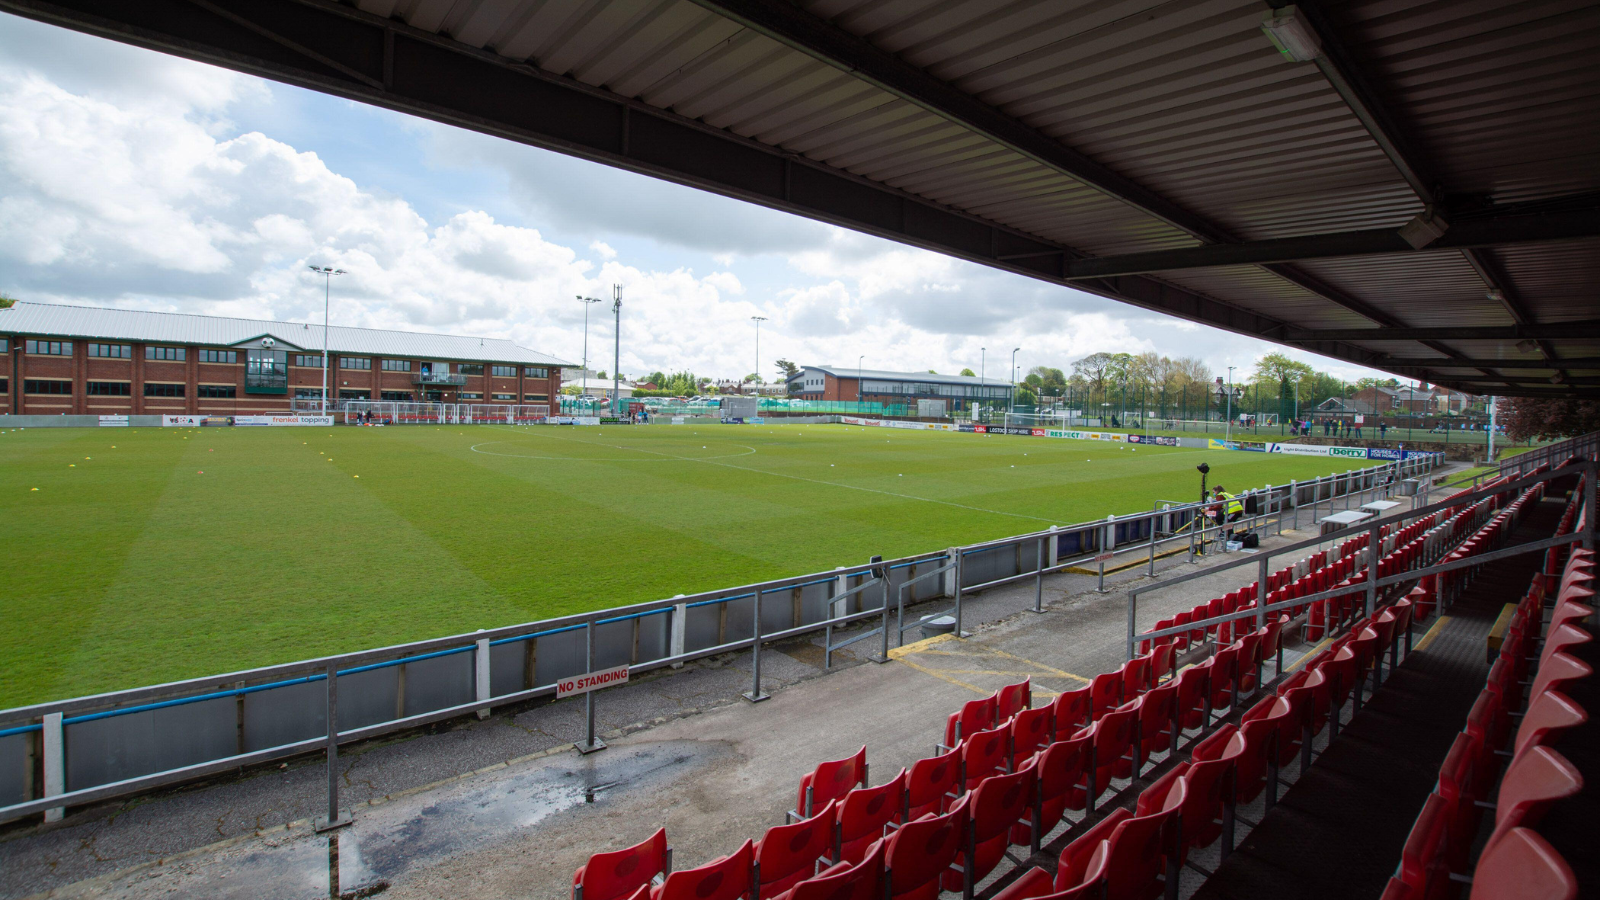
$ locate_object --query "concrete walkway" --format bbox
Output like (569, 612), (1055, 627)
(0, 495), (1442, 899)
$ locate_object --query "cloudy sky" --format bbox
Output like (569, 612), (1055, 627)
(0, 13), (1391, 385)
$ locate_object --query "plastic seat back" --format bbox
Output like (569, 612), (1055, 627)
(881, 795), (968, 900)
(1136, 680), (1178, 763)
(944, 696), (997, 749)
(1528, 653), (1593, 706)
(1468, 828), (1577, 900)
(962, 725), (1010, 790)
(798, 747), (868, 819)
(1051, 686), (1092, 740)
(1121, 656), (1152, 700)
(1082, 702), (1137, 792)
(656, 841), (753, 900)
(1174, 661), (1211, 730)
(837, 771), (906, 865)
(1101, 790), (1181, 900)
(1396, 793), (1447, 897)
(789, 842), (884, 900)
(906, 746), (961, 821)
(1089, 671), (1122, 720)
(997, 679), (1031, 722)
(1054, 808), (1130, 892)
(1513, 691), (1588, 761)
(1232, 705), (1279, 805)
(1026, 734), (1091, 841)
(1483, 746), (1583, 854)
(1150, 643), (1176, 685)
(758, 801), (839, 899)
(1208, 644), (1239, 710)
(1010, 705), (1054, 766)
(574, 828), (672, 900)
(943, 764), (1036, 891)
(1540, 624), (1592, 669)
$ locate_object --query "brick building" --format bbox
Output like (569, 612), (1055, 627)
(787, 364), (1012, 410)
(0, 302), (571, 416)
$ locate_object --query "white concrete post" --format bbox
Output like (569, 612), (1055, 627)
(944, 548), (960, 598)
(1047, 526), (1059, 567)
(43, 711), (64, 822)
(670, 595), (687, 668)
(475, 634), (491, 719)
(832, 566), (849, 617)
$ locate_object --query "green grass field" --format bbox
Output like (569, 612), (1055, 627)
(1, 422), (1366, 707)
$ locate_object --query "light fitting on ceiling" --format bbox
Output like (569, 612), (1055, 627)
(1551, 372), (1566, 384)
(1486, 288), (1505, 302)
(1262, 6), (1322, 62)
(1398, 207), (1450, 249)
(1516, 339), (1539, 354)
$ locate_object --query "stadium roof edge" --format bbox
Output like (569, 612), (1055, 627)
(0, 301), (575, 367)
(800, 364), (1012, 387)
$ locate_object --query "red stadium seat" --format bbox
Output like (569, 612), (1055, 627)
(943, 763), (1037, 896)
(1055, 808), (1130, 892)
(1010, 705), (1055, 767)
(1481, 746), (1583, 855)
(1538, 624), (1592, 669)
(1089, 671), (1122, 721)
(837, 770), (906, 865)
(993, 852), (1109, 900)
(1150, 643), (1176, 685)
(1174, 661), (1212, 732)
(962, 725), (1011, 790)
(998, 679), (1032, 723)
(1076, 702), (1136, 811)
(1099, 787), (1183, 900)
(1527, 653), (1593, 705)
(1233, 632), (1263, 696)
(574, 828), (673, 900)
(794, 747), (868, 822)
(1121, 656), (1152, 701)
(906, 746), (961, 821)
(1051, 686), (1092, 741)
(1136, 680), (1179, 766)
(759, 802), (839, 900)
(877, 795), (969, 900)
(944, 696), (998, 751)
(1468, 828), (1577, 900)
(653, 841), (753, 900)
(1395, 793), (1448, 900)
(1512, 691), (1588, 760)
(1207, 644), (1240, 713)
(789, 842), (885, 900)
(1023, 734), (1091, 844)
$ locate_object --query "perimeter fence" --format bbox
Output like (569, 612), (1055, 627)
(0, 452), (1443, 826)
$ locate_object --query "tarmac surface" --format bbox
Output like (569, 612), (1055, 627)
(0, 480), (1454, 900)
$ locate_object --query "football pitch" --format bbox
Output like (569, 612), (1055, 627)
(1, 422), (1365, 707)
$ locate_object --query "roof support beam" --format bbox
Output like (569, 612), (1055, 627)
(1060, 203), (1600, 279)
(1287, 323), (1600, 343)
(1379, 357), (1600, 370)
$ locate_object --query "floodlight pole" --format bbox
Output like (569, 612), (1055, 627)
(1010, 347), (1020, 413)
(858, 355), (864, 404)
(751, 316), (767, 391)
(309, 266), (345, 416)
(1224, 366), (1236, 442)
(611, 285), (622, 416)
(577, 295), (602, 378)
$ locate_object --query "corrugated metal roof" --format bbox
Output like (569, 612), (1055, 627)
(801, 365), (1012, 386)
(0, 302), (574, 366)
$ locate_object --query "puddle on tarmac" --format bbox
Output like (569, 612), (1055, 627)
(73, 742), (714, 900)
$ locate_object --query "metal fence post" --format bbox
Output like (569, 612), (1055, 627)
(953, 548), (965, 638)
(1290, 479), (1299, 531)
(1147, 513), (1159, 576)
(1257, 557), (1269, 631)
(475, 635), (491, 720)
(876, 576), (892, 661)
(1366, 524), (1380, 620)
(316, 662), (350, 831)
(1047, 526), (1059, 568)
(670, 595), (687, 668)
(1587, 463), (1597, 552)
(1033, 536), (1046, 613)
(41, 712), (63, 823)
(1126, 589), (1138, 661)
(744, 591), (770, 702)
(579, 621), (608, 750)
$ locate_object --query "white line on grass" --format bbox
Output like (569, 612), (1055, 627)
(490, 427), (1059, 524)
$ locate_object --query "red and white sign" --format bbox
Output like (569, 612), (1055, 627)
(556, 664), (629, 698)
(1094, 552), (1114, 563)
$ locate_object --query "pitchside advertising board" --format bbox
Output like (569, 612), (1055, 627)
(161, 415), (333, 427)
(97, 415), (129, 427)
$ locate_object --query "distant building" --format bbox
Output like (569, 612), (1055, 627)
(787, 365), (1012, 410)
(569, 377), (635, 399)
(1317, 384), (1479, 419)
(0, 301), (570, 416)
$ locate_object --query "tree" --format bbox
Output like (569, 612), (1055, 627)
(774, 359), (800, 381)
(1072, 352), (1117, 398)
(1503, 397), (1600, 442)
(744, 373), (761, 383)
(1252, 352), (1314, 386)
(645, 370), (667, 386)
(928, 369), (938, 374)
(1024, 373), (1043, 388)
(595, 370), (607, 380)
(0, 292), (16, 309)
(1014, 386), (1038, 407)
(959, 367), (976, 377)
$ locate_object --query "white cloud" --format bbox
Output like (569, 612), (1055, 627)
(588, 240), (617, 259)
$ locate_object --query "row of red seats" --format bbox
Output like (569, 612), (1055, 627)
(1386, 507), (1592, 900)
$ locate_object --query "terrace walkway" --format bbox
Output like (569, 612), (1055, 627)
(0, 507), (1434, 900)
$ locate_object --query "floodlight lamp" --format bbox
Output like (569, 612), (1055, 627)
(1551, 372), (1566, 384)
(1261, 6), (1322, 62)
(1398, 209), (1450, 249)
(1485, 288), (1505, 302)
(1515, 339), (1538, 354)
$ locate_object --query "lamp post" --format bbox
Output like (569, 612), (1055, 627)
(611, 284), (622, 416)
(857, 355), (865, 404)
(751, 316), (767, 393)
(1224, 366), (1236, 442)
(1010, 347), (1020, 414)
(980, 347), (985, 415)
(576, 295), (603, 381)
(308, 265), (345, 416)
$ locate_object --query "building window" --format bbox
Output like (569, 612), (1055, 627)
(524, 366), (550, 378)
(459, 392), (482, 400)
(245, 349), (288, 394)
(0, 378), (7, 393)
(199, 349), (238, 364)
(381, 391), (412, 401)
(458, 364), (483, 376)
(146, 346), (185, 361)
(144, 382), (185, 397)
(87, 381), (132, 396)
(339, 389), (370, 400)
(88, 343), (132, 359)
(381, 359), (411, 372)
(293, 354), (324, 368)
(0, 338), (7, 353)
(492, 393), (516, 401)
(25, 379), (72, 394)
(200, 385), (238, 398)
(524, 394), (549, 402)
(26, 340), (72, 356)
(489, 365), (516, 378)
(293, 388), (325, 399)
(340, 357), (371, 370)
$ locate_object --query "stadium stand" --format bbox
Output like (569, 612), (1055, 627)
(571, 461), (1596, 900)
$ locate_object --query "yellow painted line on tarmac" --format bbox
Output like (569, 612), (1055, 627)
(983, 647), (1092, 683)
(892, 656), (992, 696)
(1283, 636), (1333, 672)
(1412, 616), (1452, 653)
(935, 669), (1083, 678)
(887, 633), (957, 659)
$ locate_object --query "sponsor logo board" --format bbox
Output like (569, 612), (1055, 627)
(1329, 447), (1367, 459)
(162, 415), (201, 427)
(232, 415), (335, 427)
(98, 415), (129, 427)
(555, 664), (629, 698)
(671, 416), (686, 425)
